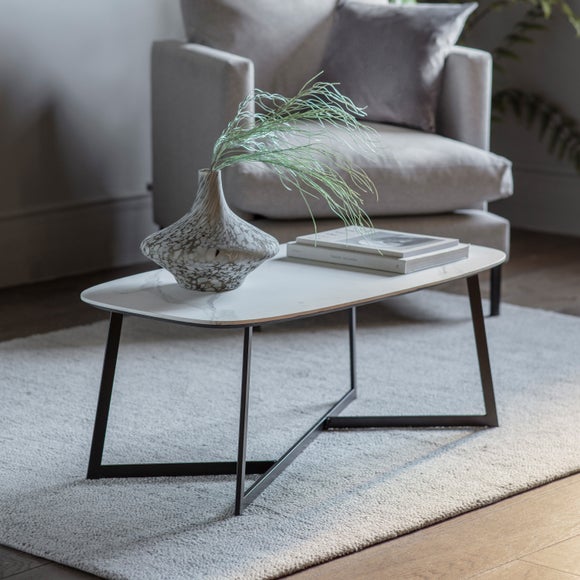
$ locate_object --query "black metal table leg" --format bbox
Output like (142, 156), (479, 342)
(467, 275), (499, 427)
(235, 310), (357, 513)
(325, 273), (499, 430)
(235, 327), (253, 515)
(349, 307), (357, 393)
(87, 312), (124, 479)
(490, 265), (502, 317)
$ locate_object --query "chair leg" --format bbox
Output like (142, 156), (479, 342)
(490, 265), (502, 317)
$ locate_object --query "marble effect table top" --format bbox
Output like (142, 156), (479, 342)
(81, 245), (505, 327)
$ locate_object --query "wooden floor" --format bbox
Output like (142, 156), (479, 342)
(1, 228), (579, 579)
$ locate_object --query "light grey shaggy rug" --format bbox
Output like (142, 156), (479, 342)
(0, 290), (579, 580)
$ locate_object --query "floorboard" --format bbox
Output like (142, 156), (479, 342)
(4, 564), (99, 580)
(522, 535), (580, 576)
(288, 474), (580, 579)
(473, 560), (579, 579)
(0, 546), (45, 579)
(1, 228), (579, 579)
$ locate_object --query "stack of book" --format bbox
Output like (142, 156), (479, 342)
(286, 226), (469, 274)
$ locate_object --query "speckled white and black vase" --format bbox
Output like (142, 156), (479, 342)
(140, 169), (280, 292)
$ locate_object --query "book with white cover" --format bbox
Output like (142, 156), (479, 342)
(295, 226), (459, 258)
(286, 241), (470, 274)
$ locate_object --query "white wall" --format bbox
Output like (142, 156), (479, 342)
(468, 7), (580, 236)
(0, 0), (184, 287)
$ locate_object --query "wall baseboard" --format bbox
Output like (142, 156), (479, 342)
(0, 194), (158, 289)
(491, 166), (580, 238)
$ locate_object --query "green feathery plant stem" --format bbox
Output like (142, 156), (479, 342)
(459, 0), (580, 173)
(210, 77), (378, 230)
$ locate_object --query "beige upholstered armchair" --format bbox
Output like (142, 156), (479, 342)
(150, 0), (513, 314)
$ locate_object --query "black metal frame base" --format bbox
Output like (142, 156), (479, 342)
(86, 274), (498, 515)
(490, 265), (502, 317)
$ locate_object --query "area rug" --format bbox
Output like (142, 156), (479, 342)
(0, 290), (579, 580)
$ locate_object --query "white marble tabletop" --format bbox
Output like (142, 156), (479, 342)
(81, 245), (505, 327)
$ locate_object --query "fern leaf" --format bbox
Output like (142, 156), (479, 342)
(557, 133), (577, 159)
(517, 21), (548, 31)
(560, 2), (580, 35)
(548, 124), (565, 153)
(464, 0), (580, 40)
(506, 90), (524, 118)
(493, 88), (580, 172)
(494, 47), (520, 60)
(525, 96), (540, 128)
(539, 110), (552, 140)
(506, 33), (535, 43)
(539, 0), (553, 18)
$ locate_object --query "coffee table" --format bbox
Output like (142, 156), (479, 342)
(81, 244), (505, 515)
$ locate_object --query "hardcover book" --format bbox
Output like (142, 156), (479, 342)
(286, 240), (470, 274)
(295, 226), (459, 258)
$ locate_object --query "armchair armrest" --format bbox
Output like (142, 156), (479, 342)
(151, 41), (254, 226)
(436, 46), (492, 151)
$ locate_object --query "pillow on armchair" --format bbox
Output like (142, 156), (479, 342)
(180, 0), (336, 95)
(321, 1), (478, 132)
(181, 0), (477, 133)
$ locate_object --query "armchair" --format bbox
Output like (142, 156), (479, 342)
(150, 1), (513, 314)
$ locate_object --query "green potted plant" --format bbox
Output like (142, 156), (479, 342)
(141, 77), (377, 292)
(461, 0), (580, 171)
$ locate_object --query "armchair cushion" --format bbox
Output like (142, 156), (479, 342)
(222, 122), (513, 219)
(180, 0), (336, 95)
(321, 1), (477, 132)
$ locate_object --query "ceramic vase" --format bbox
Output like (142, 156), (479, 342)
(140, 169), (280, 292)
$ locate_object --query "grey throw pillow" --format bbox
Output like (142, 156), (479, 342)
(180, 0), (336, 95)
(321, 1), (478, 132)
